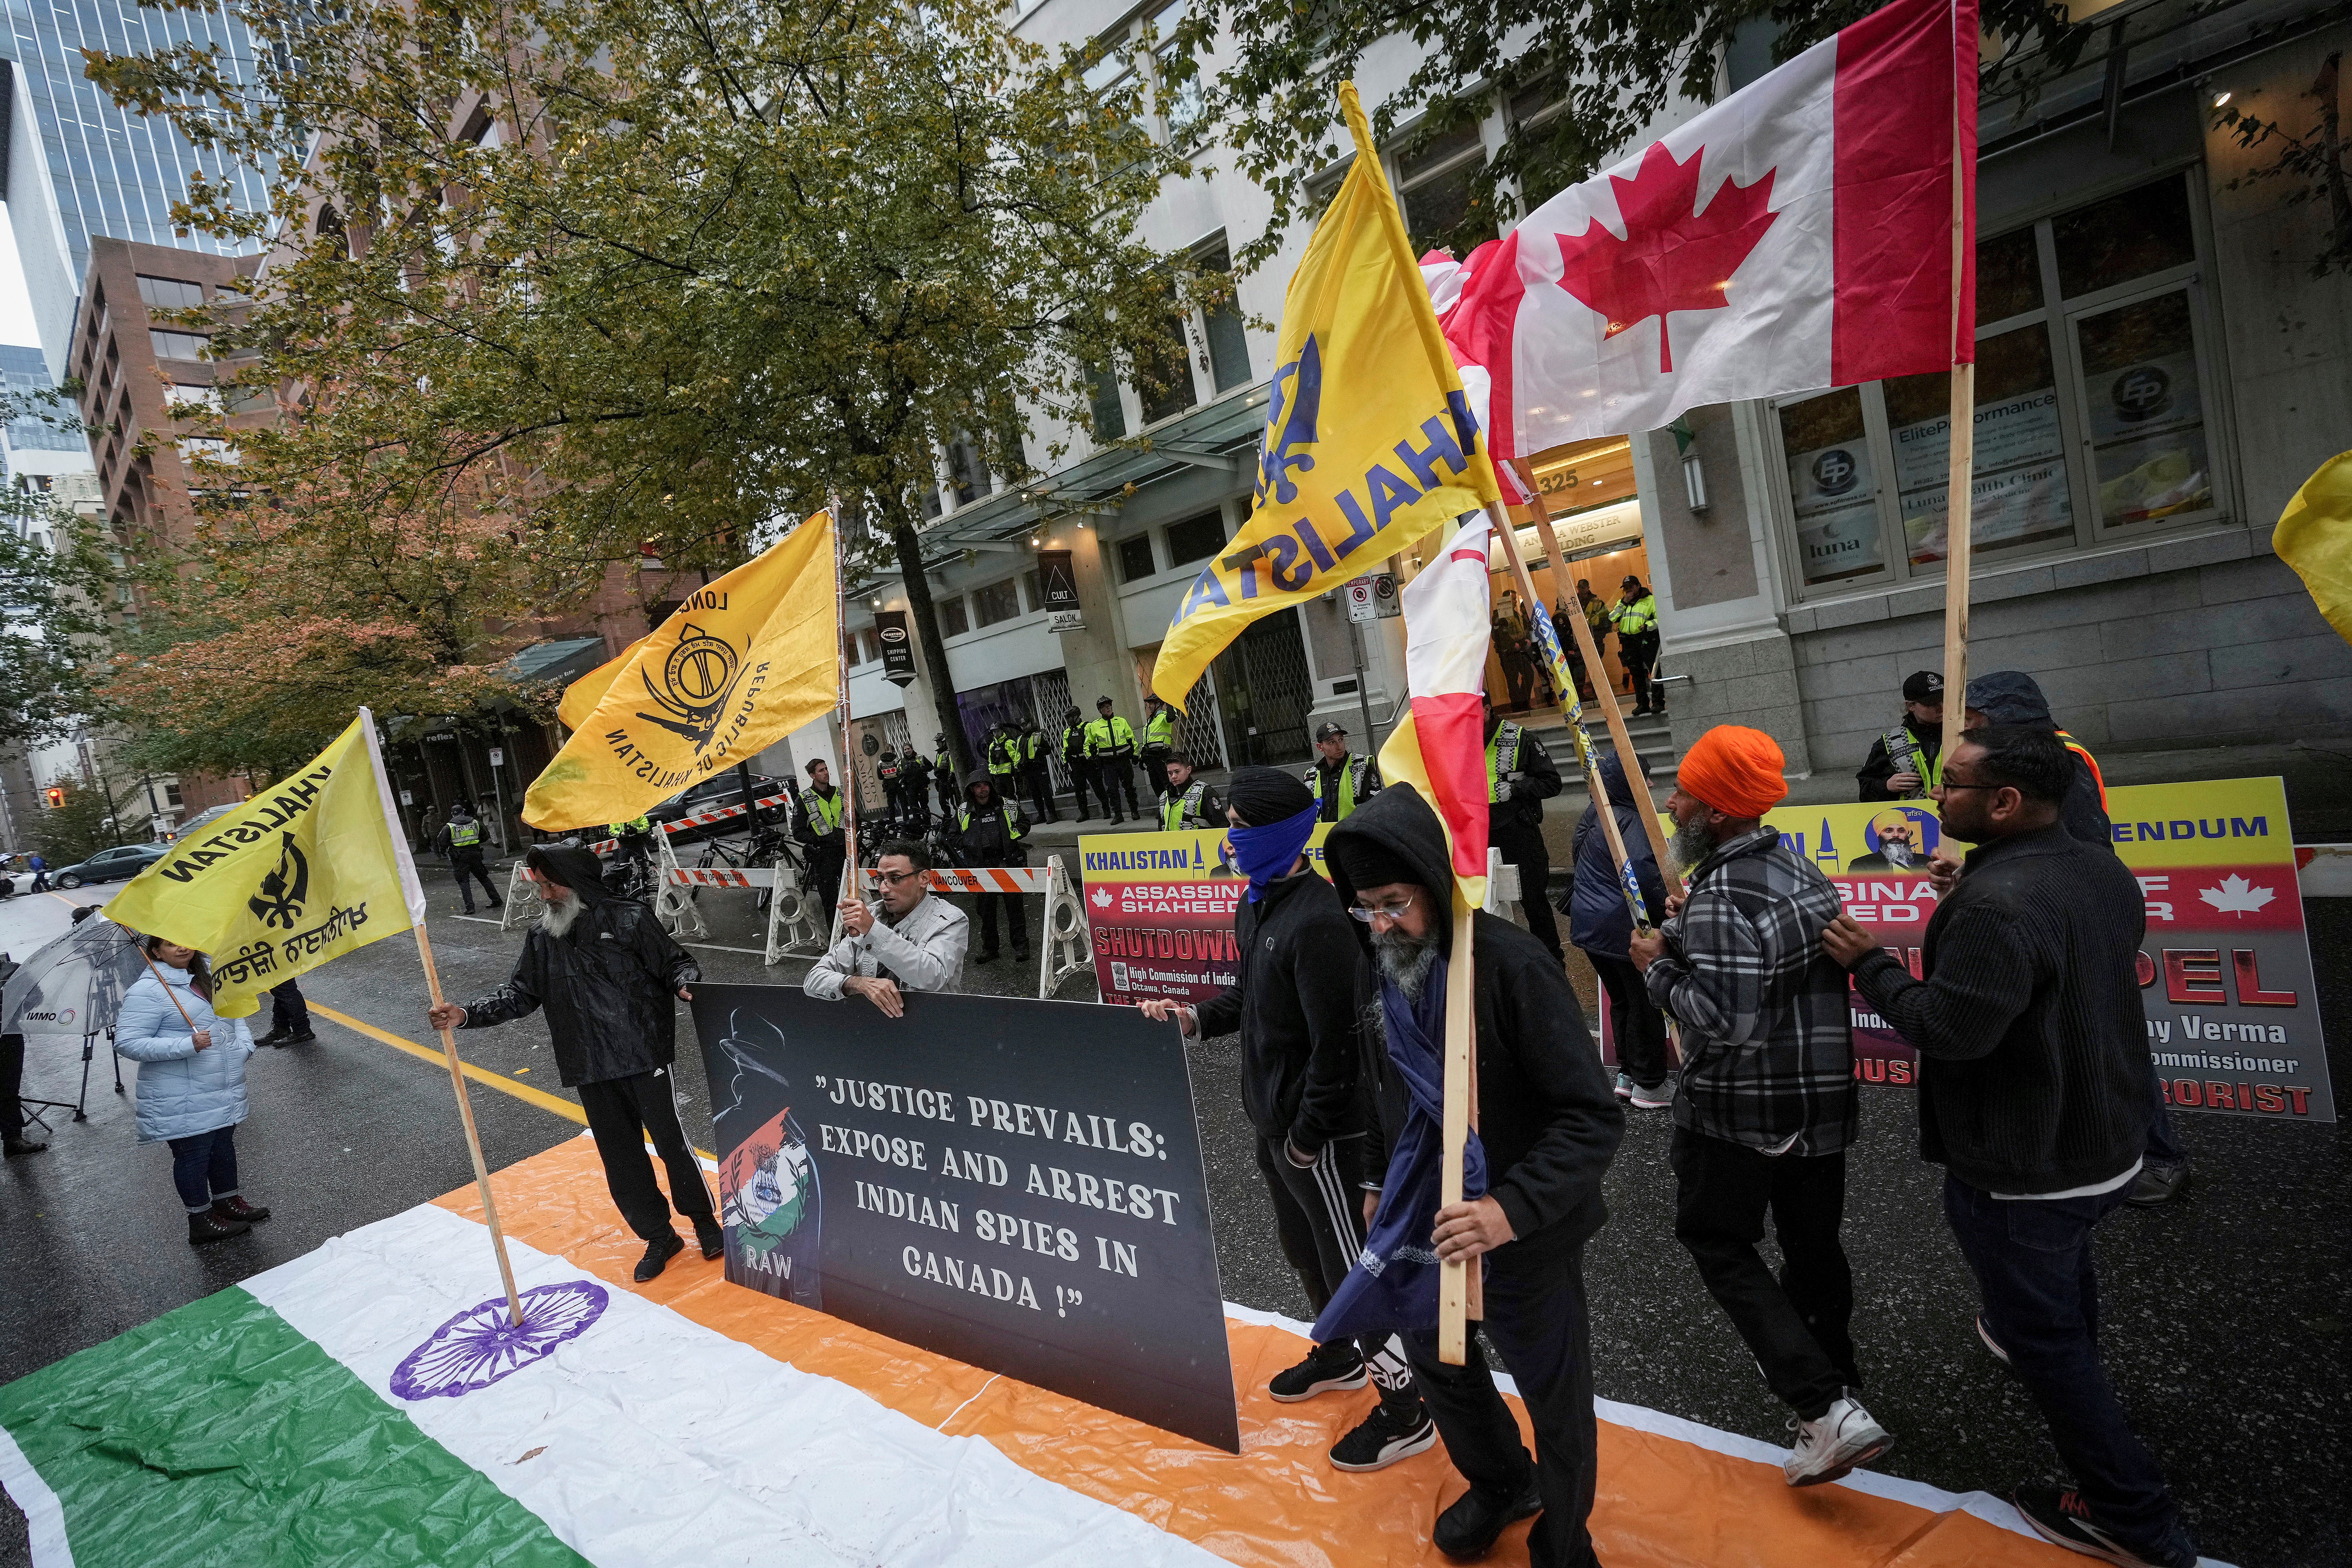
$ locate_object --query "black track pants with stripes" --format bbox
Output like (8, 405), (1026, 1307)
(1252, 1133), (1418, 1405)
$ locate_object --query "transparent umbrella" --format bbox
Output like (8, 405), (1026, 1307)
(1, 912), (149, 1123)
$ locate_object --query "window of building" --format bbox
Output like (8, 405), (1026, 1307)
(972, 578), (1023, 627)
(862, 629), (883, 663)
(1506, 80), (1574, 214)
(164, 781), (183, 808)
(136, 276), (205, 310)
(150, 330), (212, 361)
(1021, 569), (1044, 612)
(170, 383), (222, 413)
(1087, 364), (1128, 441)
(948, 437), (990, 507)
(1395, 121), (1493, 255)
(1196, 241), (1251, 393)
(1117, 532), (1159, 583)
(1769, 171), (2221, 598)
(936, 593), (970, 638)
(1164, 508), (1226, 567)
(1148, 0), (1204, 143)
(1136, 282), (1198, 425)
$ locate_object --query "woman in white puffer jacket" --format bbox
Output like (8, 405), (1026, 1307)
(115, 936), (272, 1244)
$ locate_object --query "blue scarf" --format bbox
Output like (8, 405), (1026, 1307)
(1311, 948), (1488, 1344)
(1227, 804), (1319, 903)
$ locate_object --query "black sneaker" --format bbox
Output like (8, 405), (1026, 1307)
(2127, 1161), (2189, 1207)
(1432, 1477), (1541, 1558)
(1329, 1399), (1439, 1472)
(634, 1233), (686, 1282)
(188, 1210), (250, 1245)
(283, 1029), (317, 1046)
(694, 1218), (725, 1260)
(2013, 1485), (2197, 1568)
(1268, 1342), (1367, 1403)
(253, 1027), (288, 1048)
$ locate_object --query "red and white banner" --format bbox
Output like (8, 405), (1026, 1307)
(1445, 0), (1978, 452)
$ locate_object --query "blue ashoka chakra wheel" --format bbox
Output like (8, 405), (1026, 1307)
(388, 1279), (610, 1401)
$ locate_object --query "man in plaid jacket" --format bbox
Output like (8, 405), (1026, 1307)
(1628, 725), (1891, 1489)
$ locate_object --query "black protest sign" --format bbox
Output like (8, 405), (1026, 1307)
(694, 985), (1239, 1451)
(875, 609), (917, 686)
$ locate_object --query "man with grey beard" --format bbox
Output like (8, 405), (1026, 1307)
(1324, 784), (1622, 1567)
(430, 844), (718, 1283)
(1626, 725), (1884, 1488)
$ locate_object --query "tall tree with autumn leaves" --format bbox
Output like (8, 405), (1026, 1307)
(91, 0), (1205, 777)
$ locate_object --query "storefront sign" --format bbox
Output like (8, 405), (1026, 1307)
(1511, 501), (1644, 563)
(1892, 386), (2073, 558)
(1037, 549), (1083, 632)
(1604, 779), (2333, 1123)
(1078, 828), (1333, 1003)
(693, 985), (1239, 1451)
(875, 610), (917, 687)
(1786, 438), (1883, 581)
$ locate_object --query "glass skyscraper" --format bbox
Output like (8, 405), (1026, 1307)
(1, 0), (269, 372)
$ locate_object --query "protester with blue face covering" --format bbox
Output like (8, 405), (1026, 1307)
(1324, 783), (1624, 1568)
(1138, 767), (1433, 1474)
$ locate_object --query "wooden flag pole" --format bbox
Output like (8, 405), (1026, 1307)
(1942, 91), (1975, 720)
(1486, 500), (1653, 939)
(830, 504), (859, 916)
(1438, 902), (1476, 1365)
(1510, 463), (1682, 893)
(416, 922), (526, 1328)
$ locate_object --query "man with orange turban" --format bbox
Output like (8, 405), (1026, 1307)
(1626, 726), (1891, 1489)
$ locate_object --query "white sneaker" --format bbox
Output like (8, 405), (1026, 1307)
(1783, 1395), (1892, 1487)
(1629, 1078), (1675, 1110)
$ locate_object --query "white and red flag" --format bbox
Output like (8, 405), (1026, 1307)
(1445, 0), (1979, 452)
(1376, 511), (1495, 908)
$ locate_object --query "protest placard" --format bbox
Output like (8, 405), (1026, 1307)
(692, 986), (1240, 1450)
(1075, 827), (1334, 1005)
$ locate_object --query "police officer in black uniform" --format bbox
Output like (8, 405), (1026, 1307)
(1018, 714), (1057, 824)
(954, 774), (1031, 963)
(1857, 671), (1945, 802)
(1059, 706), (1102, 821)
(900, 745), (934, 832)
(1484, 691), (1564, 960)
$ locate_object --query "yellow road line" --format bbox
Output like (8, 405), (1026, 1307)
(310, 1003), (587, 1126)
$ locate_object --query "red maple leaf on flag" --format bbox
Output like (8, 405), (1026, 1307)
(1554, 142), (1779, 374)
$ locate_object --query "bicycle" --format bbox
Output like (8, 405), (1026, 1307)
(689, 822), (798, 913)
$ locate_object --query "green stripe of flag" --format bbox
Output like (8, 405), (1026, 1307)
(0, 1285), (587, 1568)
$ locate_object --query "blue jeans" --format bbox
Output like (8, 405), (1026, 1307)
(2144, 1064), (2187, 1168)
(1942, 1174), (2190, 1554)
(168, 1125), (240, 1213)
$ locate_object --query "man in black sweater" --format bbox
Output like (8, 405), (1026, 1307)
(1823, 728), (2197, 1568)
(1138, 768), (1431, 1473)
(1327, 784), (1624, 1567)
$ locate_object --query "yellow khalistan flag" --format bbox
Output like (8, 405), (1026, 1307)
(525, 511), (839, 831)
(1150, 83), (1503, 705)
(2275, 450), (2352, 645)
(103, 709), (428, 1019)
(555, 636), (645, 731)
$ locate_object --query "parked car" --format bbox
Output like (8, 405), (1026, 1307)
(646, 772), (788, 846)
(164, 801), (244, 841)
(48, 842), (170, 889)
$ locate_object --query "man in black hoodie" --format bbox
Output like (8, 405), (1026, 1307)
(1824, 728), (2197, 1568)
(428, 846), (718, 1283)
(1138, 768), (1433, 1474)
(1960, 670), (2189, 1208)
(1327, 784), (1624, 1567)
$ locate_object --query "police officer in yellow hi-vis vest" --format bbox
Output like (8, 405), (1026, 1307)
(1059, 706), (1104, 822)
(1483, 691), (1564, 959)
(1141, 694), (1179, 801)
(932, 733), (960, 818)
(1303, 721), (1381, 823)
(1609, 575), (1665, 717)
(1017, 713), (1057, 824)
(434, 801), (504, 915)
(1085, 695), (1140, 824)
(1156, 751), (1224, 831)
(985, 720), (1024, 813)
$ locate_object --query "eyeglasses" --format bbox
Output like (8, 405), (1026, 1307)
(1937, 781), (1999, 793)
(874, 869), (923, 887)
(1348, 892), (1417, 924)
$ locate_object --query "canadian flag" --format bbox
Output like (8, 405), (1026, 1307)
(1376, 512), (1494, 895)
(1448, 0), (1977, 453)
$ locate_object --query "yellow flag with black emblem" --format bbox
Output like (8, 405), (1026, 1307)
(1149, 83), (1504, 707)
(524, 511), (839, 831)
(101, 709), (429, 1019)
(555, 635), (645, 731)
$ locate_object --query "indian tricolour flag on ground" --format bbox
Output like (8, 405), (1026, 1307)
(0, 1136), (2136, 1567)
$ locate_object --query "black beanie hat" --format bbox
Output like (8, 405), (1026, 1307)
(1225, 766), (1314, 826)
(1328, 834), (1417, 893)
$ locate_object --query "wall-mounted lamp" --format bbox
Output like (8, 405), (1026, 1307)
(870, 597), (881, 608)
(1030, 534), (1041, 546)
(1682, 452), (1709, 512)
(2211, 89), (2231, 108)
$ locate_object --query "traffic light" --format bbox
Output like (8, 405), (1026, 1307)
(43, 786), (65, 808)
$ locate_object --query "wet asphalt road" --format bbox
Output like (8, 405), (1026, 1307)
(2, 861), (2346, 1568)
